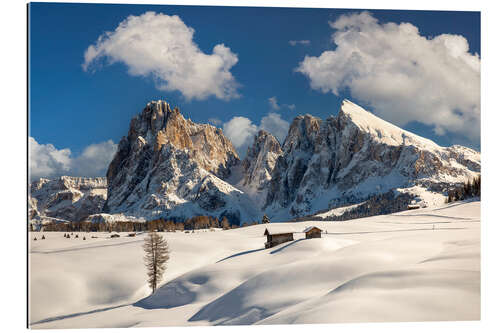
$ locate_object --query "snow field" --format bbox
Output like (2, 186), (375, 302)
(30, 200), (480, 328)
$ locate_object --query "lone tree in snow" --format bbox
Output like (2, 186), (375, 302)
(143, 231), (170, 294)
(262, 214), (270, 224)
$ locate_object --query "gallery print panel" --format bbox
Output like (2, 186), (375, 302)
(28, 1), (480, 329)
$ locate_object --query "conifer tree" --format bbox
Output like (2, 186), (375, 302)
(143, 231), (170, 294)
(473, 175), (481, 196)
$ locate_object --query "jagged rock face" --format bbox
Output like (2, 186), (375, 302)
(29, 176), (107, 223)
(265, 100), (481, 217)
(241, 130), (283, 191)
(107, 101), (239, 182)
(104, 101), (253, 224)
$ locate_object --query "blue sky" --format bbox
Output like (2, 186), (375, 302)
(28, 3), (480, 179)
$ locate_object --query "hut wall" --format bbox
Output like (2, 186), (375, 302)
(266, 233), (294, 248)
(306, 230), (321, 239)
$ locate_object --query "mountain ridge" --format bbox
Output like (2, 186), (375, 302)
(29, 99), (480, 226)
(29, 176), (107, 229)
(264, 99), (479, 219)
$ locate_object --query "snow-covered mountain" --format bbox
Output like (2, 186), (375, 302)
(29, 99), (480, 225)
(102, 100), (257, 224)
(264, 100), (480, 219)
(29, 176), (107, 228)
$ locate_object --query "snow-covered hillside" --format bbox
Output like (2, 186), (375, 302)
(29, 200), (480, 328)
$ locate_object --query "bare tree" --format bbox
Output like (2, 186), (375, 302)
(143, 231), (170, 294)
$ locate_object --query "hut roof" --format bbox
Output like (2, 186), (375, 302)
(303, 226), (323, 233)
(263, 226), (297, 236)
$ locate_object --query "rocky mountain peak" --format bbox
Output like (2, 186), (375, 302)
(245, 130), (282, 160)
(128, 100), (191, 152)
(103, 100), (252, 224)
(108, 100), (239, 184)
(241, 130), (283, 191)
(282, 114), (322, 153)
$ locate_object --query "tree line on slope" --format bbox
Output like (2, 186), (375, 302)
(293, 191), (414, 222)
(445, 175), (481, 203)
(35, 215), (245, 232)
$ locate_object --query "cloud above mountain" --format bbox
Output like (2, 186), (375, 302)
(296, 11), (480, 142)
(83, 11), (240, 101)
(289, 40), (310, 46)
(222, 117), (258, 152)
(260, 113), (290, 142)
(268, 96), (296, 111)
(29, 137), (117, 181)
(223, 113), (289, 156)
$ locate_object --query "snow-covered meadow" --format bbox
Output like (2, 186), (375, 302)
(29, 200), (480, 328)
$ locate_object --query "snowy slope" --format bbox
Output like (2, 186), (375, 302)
(339, 100), (440, 149)
(315, 201), (366, 218)
(30, 200), (480, 328)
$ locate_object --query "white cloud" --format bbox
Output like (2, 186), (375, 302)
(268, 96), (280, 110)
(268, 96), (296, 111)
(72, 140), (118, 177)
(222, 117), (258, 153)
(296, 11), (480, 142)
(260, 113), (290, 143)
(29, 137), (72, 181)
(29, 137), (117, 181)
(223, 113), (289, 157)
(83, 11), (240, 101)
(289, 40), (311, 46)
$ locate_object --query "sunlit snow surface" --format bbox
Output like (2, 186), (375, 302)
(29, 200), (480, 328)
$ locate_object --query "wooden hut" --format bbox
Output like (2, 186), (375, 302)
(264, 227), (294, 248)
(304, 226), (322, 239)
